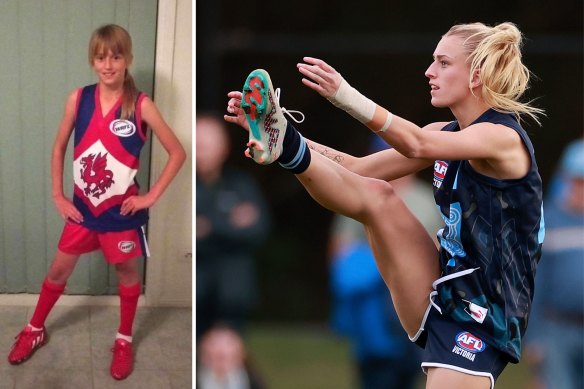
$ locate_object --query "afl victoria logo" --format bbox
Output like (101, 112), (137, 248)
(118, 241), (136, 253)
(109, 119), (136, 137)
(455, 332), (486, 353)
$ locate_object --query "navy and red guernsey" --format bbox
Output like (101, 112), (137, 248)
(431, 109), (545, 363)
(72, 84), (149, 232)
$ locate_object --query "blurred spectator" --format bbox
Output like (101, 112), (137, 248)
(197, 324), (265, 389)
(196, 113), (271, 388)
(196, 112), (271, 339)
(525, 139), (584, 389)
(328, 136), (443, 389)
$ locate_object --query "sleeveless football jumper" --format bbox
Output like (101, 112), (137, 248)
(423, 109), (545, 363)
(72, 84), (148, 232)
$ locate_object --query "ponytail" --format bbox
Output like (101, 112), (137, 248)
(122, 70), (139, 120)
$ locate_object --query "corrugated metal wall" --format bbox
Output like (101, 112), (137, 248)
(0, 0), (158, 294)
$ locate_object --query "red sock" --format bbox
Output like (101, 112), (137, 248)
(118, 283), (141, 337)
(29, 278), (66, 328)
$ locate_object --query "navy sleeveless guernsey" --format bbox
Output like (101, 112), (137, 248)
(432, 108), (545, 362)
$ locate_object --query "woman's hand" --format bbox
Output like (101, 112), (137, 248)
(54, 195), (84, 223)
(297, 57), (343, 98)
(224, 91), (250, 132)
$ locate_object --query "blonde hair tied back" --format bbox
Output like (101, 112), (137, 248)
(445, 22), (545, 125)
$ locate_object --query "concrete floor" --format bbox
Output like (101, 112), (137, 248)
(0, 305), (192, 389)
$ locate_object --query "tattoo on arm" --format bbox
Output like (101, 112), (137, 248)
(307, 142), (345, 165)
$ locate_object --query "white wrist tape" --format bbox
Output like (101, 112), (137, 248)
(377, 111), (393, 133)
(327, 79), (376, 124)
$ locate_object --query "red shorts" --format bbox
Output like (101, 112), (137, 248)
(58, 223), (149, 264)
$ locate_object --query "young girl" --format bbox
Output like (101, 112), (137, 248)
(8, 24), (186, 380)
(225, 22), (544, 389)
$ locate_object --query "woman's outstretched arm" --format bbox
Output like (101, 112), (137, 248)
(225, 90), (435, 181)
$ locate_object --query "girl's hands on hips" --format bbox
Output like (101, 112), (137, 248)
(297, 57), (343, 98)
(224, 91), (251, 132)
(120, 194), (155, 216)
(54, 195), (84, 223)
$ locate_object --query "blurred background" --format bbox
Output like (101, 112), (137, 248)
(196, 1), (583, 388)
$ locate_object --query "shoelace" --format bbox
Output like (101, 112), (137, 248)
(11, 329), (40, 353)
(275, 88), (305, 124)
(15, 329), (26, 340)
(16, 328), (38, 342)
(12, 331), (27, 350)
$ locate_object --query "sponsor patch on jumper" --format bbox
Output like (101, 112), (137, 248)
(463, 300), (488, 324)
(109, 119), (136, 137)
(452, 331), (485, 362)
(118, 241), (136, 253)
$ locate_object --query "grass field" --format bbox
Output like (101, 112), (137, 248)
(246, 323), (532, 389)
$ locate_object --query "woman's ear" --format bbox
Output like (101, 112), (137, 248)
(470, 69), (482, 89)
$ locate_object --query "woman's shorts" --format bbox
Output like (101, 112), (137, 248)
(416, 308), (509, 389)
(58, 222), (149, 264)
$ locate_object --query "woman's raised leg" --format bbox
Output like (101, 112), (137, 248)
(230, 69), (440, 336)
(297, 151), (440, 336)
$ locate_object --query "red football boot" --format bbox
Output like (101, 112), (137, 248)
(110, 338), (134, 380)
(8, 326), (48, 364)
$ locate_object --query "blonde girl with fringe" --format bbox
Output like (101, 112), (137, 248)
(226, 22), (544, 389)
(8, 24), (186, 381)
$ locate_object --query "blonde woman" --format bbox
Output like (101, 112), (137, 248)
(225, 22), (544, 388)
(8, 24), (185, 380)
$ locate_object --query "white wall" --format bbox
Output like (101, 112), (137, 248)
(145, 0), (193, 306)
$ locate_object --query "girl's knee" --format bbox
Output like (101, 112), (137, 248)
(115, 260), (140, 284)
(46, 273), (69, 285)
(115, 258), (138, 271)
(46, 254), (79, 284)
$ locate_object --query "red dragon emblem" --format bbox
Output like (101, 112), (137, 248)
(80, 152), (115, 198)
